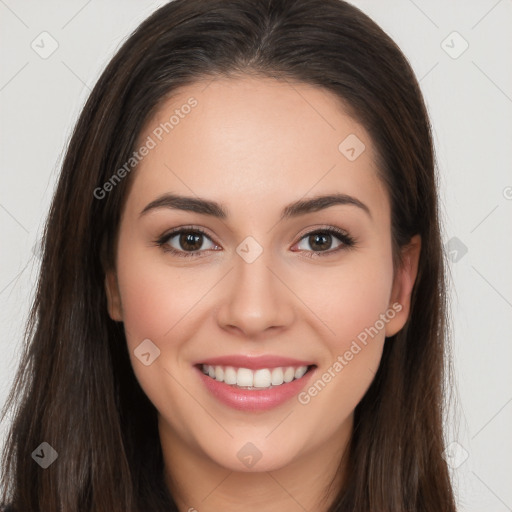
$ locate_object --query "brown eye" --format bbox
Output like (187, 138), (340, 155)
(307, 233), (333, 251)
(294, 227), (355, 257)
(157, 228), (218, 257)
(178, 232), (204, 251)
(297, 227), (356, 258)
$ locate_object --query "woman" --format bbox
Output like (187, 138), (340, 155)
(0, 0), (456, 510)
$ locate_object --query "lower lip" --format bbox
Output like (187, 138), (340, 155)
(195, 366), (316, 411)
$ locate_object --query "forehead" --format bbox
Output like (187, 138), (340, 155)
(127, 76), (389, 221)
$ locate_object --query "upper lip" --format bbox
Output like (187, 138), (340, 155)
(195, 355), (316, 370)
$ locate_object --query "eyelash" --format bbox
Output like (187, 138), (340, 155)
(154, 225), (356, 259)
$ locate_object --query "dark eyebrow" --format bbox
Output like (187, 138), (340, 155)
(280, 193), (371, 219)
(140, 193), (371, 220)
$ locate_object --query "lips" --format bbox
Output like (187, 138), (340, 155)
(193, 354), (317, 411)
(195, 354), (315, 370)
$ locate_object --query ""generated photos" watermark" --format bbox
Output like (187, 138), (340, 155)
(298, 302), (402, 405)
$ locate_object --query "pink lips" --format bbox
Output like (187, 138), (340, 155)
(196, 354), (314, 370)
(194, 354), (317, 412)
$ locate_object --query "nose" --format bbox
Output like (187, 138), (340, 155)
(216, 249), (295, 339)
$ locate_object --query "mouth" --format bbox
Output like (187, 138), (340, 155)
(198, 363), (315, 390)
(193, 359), (317, 411)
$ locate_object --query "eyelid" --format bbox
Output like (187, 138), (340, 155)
(291, 225), (355, 257)
(155, 224), (355, 258)
(293, 224), (351, 242)
(155, 225), (220, 257)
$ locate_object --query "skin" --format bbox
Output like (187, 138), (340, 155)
(105, 76), (420, 512)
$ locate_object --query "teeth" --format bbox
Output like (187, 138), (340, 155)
(283, 367), (295, 383)
(214, 365), (224, 381)
(224, 366), (237, 385)
(237, 368), (253, 387)
(271, 367), (284, 386)
(295, 366), (307, 379)
(201, 364), (310, 389)
(253, 369), (271, 388)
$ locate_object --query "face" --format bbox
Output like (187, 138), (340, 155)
(105, 76), (420, 476)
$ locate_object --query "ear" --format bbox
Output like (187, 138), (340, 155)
(105, 270), (123, 321)
(385, 234), (421, 337)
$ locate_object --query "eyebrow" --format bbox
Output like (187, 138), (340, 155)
(140, 192), (371, 220)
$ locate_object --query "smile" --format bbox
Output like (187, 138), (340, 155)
(201, 364), (310, 389)
(194, 357), (317, 411)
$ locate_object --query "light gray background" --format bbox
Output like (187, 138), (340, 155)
(1, 1), (511, 510)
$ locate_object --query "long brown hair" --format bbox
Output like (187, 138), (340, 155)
(0, 0), (456, 510)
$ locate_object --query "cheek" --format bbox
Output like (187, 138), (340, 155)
(295, 251), (394, 423)
(296, 281), (393, 441)
(298, 251), (394, 351)
(114, 243), (206, 348)
(114, 247), (206, 422)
